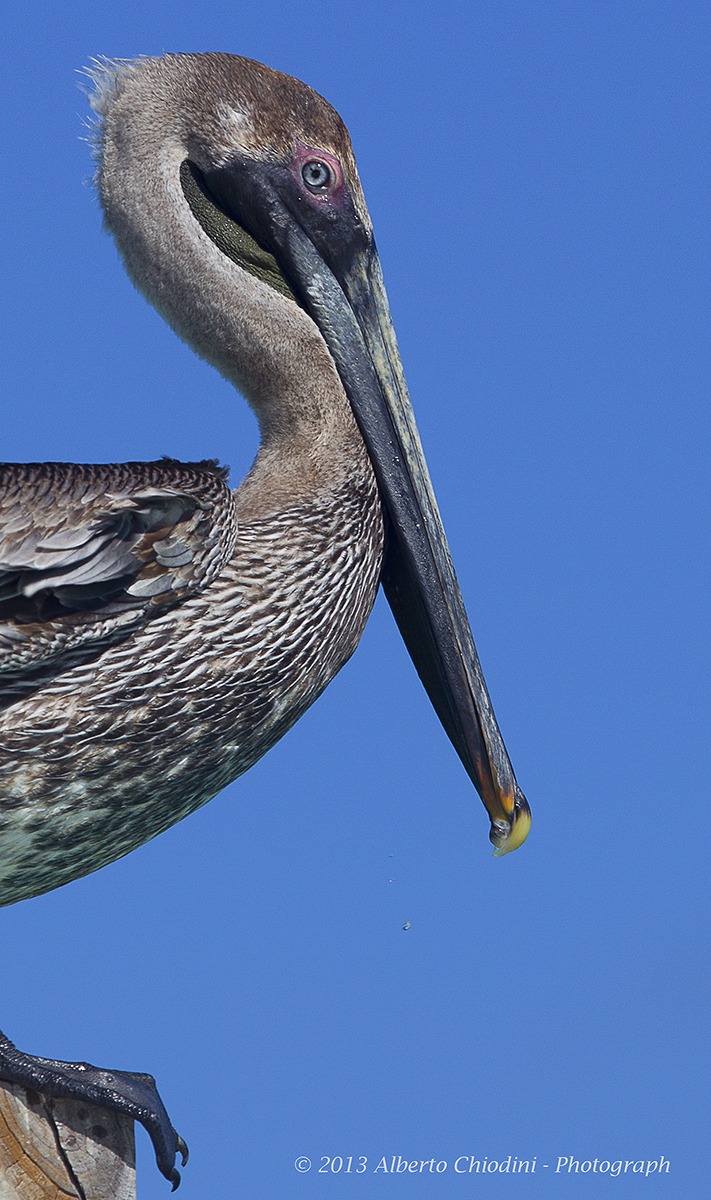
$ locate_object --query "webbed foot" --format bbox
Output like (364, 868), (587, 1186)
(0, 1030), (188, 1189)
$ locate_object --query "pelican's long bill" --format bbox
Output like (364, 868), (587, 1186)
(190, 142), (531, 856)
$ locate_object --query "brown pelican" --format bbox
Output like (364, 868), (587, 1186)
(0, 53), (530, 1186)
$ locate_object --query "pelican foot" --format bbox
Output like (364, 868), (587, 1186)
(0, 1030), (188, 1189)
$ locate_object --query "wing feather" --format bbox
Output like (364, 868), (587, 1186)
(0, 459), (237, 671)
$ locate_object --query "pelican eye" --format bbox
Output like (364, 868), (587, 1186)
(301, 159), (334, 193)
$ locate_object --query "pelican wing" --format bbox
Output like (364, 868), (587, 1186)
(0, 459), (236, 671)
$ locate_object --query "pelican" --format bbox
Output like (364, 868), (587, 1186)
(0, 54), (531, 1186)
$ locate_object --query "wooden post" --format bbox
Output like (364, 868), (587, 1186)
(0, 1080), (135, 1200)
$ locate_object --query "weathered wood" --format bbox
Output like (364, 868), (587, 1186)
(0, 1080), (135, 1200)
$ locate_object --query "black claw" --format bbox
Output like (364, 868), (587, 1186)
(0, 1030), (186, 1187)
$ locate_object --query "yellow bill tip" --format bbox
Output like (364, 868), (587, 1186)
(490, 798), (532, 857)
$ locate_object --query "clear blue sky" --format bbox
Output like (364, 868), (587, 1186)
(2, 2), (708, 1197)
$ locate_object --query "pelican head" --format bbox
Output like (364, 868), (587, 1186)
(90, 53), (530, 855)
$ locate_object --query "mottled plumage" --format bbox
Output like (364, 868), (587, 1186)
(0, 459), (381, 905)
